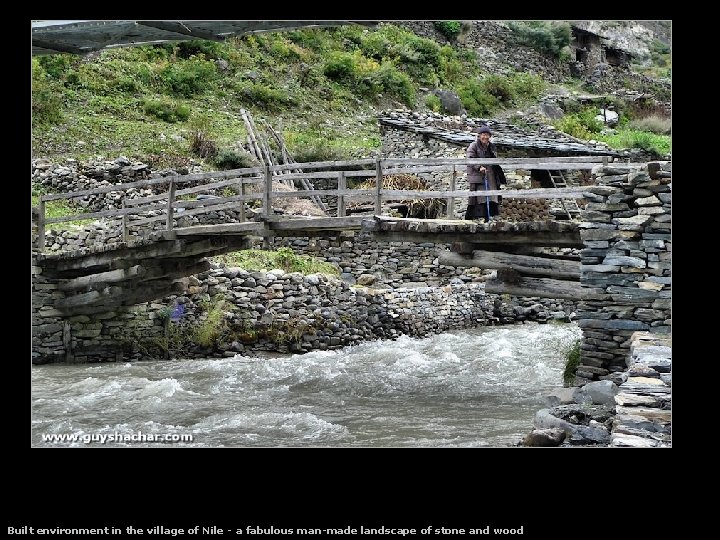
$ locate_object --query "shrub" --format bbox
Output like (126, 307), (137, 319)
(508, 21), (571, 58)
(31, 59), (63, 126)
(595, 129), (671, 156)
(214, 149), (256, 170)
(237, 81), (295, 110)
(509, 72), (546, 101)
(554, 108), (603, 139)
(457, 79), (500, 116)
(290, 139), (347, 163)
(159, 57), (217, 97)
(482, 75), (514, 105)
(367, 62), (415, 106)
(176, 39), (224, 59)
(194, 295), (230, 348)
(323, 51), (356, 80)
(433, 21), (462, 41)
(425, 93), (442, 112)
(563, 339), (581, 386)
(189, 116), (217, 159)
(143, 99), (190, 123)
(38, 53), (78, 79)
(628, 115), (671, 135)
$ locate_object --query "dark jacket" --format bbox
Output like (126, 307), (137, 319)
(466, 140), (506, 185)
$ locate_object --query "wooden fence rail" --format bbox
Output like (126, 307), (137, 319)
(35, 156), (633, 251)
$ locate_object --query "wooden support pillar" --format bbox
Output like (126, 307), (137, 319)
(448, 165), (456, 219)
(166, 179), (176, 232)
(337, 171), (346, 217)
(263, 165), (272, 218)
(263, 165), (272, 250)
(121, 195), (129, 243)
(37, 198), (46, 252)
(238, 179), (246, 223)
(375, 158), (383, 215)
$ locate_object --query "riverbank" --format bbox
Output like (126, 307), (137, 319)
(523, 331), (671, 447)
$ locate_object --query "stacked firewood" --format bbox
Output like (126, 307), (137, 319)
(500, 198), (550, 221)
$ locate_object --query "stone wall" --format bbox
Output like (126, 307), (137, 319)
(576, 161), (671, 383)
(32, 259), (578, 364)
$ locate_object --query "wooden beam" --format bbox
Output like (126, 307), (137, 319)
(439, 250), (580, 280)
(374, 231), (582, 247)
(174, 223), (265, 236)
(268, 216), (365, 230)
(484, 276), (605, 300)
(57, 265), (144, 291)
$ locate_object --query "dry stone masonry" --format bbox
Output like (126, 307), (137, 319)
(576, 161), (671, 382)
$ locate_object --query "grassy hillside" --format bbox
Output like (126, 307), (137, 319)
(31, 22), (670, 168)
(31, 24), (547, 168)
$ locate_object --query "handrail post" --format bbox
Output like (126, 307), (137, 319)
(337, 171), (346, 217)
(264, 165), (272, 218)
(121, 195), (129, 242)
(448, 165), (456, 219)
(375, 158), (383, 215)
(37, 198), (45, 252)
(166, 178), (176, 232)
(238, 178), (246, 223)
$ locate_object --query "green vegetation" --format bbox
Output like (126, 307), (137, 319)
(553, 108), (604, 140)
(595, 129), (671, 156)
(563, 339), (581, 386)
(32, 58), (63, 126)
(143, 99), (190, 123)
(507, 21), (571, 58)
(214, 247), (339, 276)
(458, 72), (546, 116)
(31, 24), (486, 165)
(424, 93), (442, 112)
(194, 295), (230, 348)
(433, 21), (462, 41)
(32, 22), (669, 167)
(554, 106), (671, 156)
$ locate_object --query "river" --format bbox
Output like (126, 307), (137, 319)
(32, 322), (580, 447)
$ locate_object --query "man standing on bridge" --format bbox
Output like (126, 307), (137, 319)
(465, 125), (506, 221)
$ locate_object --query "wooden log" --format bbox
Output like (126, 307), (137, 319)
(484, 276), (605, 300)
(337, 171), (346, 217)
(263, 165), (271, 218)
(438, 250), (580, 280)
(448, 165), (456, 219)
(37, 199), (45, 252)
(57, 265), (144, 291)
(375, 158), (382, 215)
(166, 180), (176, 231)
(268, 216), (365, 230)
(174, 222), (265, 236)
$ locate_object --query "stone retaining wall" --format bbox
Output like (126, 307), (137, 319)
(32, 260), (578, 364)
(576, 161), (671, 382)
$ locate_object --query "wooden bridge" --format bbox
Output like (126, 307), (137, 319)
(33, 156), (631, 314)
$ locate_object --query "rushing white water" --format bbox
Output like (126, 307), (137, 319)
(32, 323), (580, 447)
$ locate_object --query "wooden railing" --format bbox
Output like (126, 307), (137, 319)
(34, 156), (617, 251)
